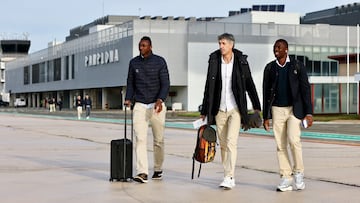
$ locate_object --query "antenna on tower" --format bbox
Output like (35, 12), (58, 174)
(23, 32), (29, 40)
(102, 0), (104, 17)
(101, 0), (105, 24)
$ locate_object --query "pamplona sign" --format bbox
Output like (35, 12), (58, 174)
(85, 49), (119, 67)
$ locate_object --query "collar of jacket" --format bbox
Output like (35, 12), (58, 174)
(272, 55), (297, 68)
(140, 52), (154, 60)
(210, 48), (247, 61)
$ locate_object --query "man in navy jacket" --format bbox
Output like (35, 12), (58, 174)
(125, 36), (170, 183)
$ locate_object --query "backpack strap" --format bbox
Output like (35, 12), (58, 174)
(191, 157), (203, 179)
(198, 163), (202, 178)
(191, 156), (195, 179)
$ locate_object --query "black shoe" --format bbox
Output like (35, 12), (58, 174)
(152, 171), (163, 180)
(133, 173), (148, 183)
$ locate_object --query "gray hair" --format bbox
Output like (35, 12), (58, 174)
(218, 33), (235, 47)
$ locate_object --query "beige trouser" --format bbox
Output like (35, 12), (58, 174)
(49, 104), (56, 112)
(272, 106), (304, 178)
(133, 102), (166, 175)
(215, 109), (241, 178)
(77, 106), (82, 119)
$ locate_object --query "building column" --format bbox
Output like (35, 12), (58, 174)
(27, 93), (31, 107)
(36, 93), (40, 108)
(121, 87), (126, 110)
(102, 88), (107, 110)
(31, 93), (35, 108)
(355, 73), (360, 115)
(69, 92), (75, 109)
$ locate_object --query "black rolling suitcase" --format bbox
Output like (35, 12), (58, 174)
(109, 106), (133, 182)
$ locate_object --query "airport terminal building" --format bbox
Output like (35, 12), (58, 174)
(5, 7), (360, 114)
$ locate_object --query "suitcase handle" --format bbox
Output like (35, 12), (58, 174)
(124, 104), (133, 181)
(124, 104), (133, 141)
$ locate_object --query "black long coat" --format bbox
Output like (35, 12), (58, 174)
(200, 49), (261, 125)
(262, 57), (313, 120)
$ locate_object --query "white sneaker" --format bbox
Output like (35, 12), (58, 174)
(86, 116), (89, 119)
(219, 177), (235, 190)
(294, 172), (305, 190)
(277, 177), (293, 192)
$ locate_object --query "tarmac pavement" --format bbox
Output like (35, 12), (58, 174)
(0, 109), (360, 202)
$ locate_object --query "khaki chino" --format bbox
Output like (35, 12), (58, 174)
(215, 109), (241, 178)
(271, 106), (304, 178)
(133, 102), (166, 175)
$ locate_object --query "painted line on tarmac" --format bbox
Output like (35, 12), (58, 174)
(245, 128), (360, 142)
(165, 122), (360, 143)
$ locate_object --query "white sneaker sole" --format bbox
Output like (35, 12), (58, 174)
(277, 186), (293, 192)
(295, 183), (305, 190)
(219, 183), (235, 190)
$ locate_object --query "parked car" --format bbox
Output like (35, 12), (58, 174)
(0, 100), (9, 107)
(14, 98), (26, 107)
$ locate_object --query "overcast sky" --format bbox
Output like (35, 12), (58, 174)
(1, 0), (358, 53)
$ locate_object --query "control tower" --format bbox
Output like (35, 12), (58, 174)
(0, 39), (30, 101)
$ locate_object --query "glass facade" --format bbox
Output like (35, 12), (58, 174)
(47, 60), (54, 82)
(313, 83), (358, 114)
(288, 45), (358, 77)
(290, 44), (358, 114)
(39, 62), (45, 83)
(341, 83), (358, 113)
(54, 58), (61, 81)
(324, 84), (339, 113)
(71, 54), (75, 79)
(23, 66), (29, 85)
(313, 84), (340, 114)
(65, 56), (69, 80)
(32, 64), (39, 84)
